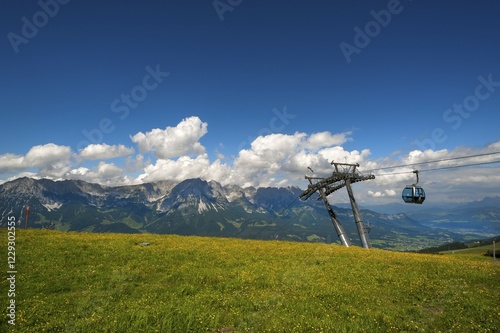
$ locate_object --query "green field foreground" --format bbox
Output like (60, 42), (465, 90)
(1, 230), (499, 332)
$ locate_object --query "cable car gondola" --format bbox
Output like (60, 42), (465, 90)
(402, 170), (425, 204)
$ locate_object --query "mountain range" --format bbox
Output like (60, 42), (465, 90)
(1, 177), (499, 250)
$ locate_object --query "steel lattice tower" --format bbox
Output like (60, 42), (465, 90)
(300, 162), (375, 248)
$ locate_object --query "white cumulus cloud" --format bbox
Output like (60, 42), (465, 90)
(228, 131), (368, 187)
(24, 143), (72, 168)
(0, 143), (72, 178)
(67, 162), (137, 186)
(130, 116), (207, 159)
(79, 144), (134, 160)
(303, 131), (352, 150)
(137, 154), (230, 184)
(0, 153), (25, 172)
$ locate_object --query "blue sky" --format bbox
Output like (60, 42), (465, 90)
(1, 0), (500, 204)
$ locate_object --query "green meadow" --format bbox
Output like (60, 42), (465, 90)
(1, 229), (499, 332)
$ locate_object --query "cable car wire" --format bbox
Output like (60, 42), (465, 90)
(362, 151), (500, 173)
(419, 159), (500, 172)
(371, 159), (500, 177)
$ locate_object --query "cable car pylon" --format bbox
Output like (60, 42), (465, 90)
(300, 162), (375, 248)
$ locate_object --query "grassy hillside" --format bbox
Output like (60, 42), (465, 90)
(1, 229), (499, 332)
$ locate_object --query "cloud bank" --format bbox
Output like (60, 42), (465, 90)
(1, 116), (499, 204)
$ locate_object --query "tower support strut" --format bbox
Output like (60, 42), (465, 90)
(345, 179), (371, 248)
(313, 179), (351, 247)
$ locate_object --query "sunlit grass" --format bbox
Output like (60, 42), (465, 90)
(1, 229), (499, 332)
